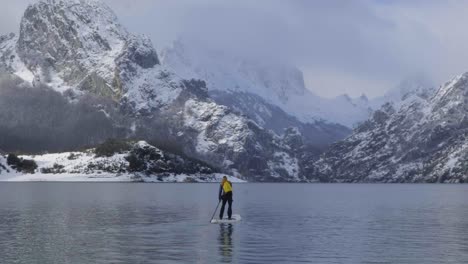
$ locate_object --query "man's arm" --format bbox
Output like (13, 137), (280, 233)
(218, 184), (223, 200)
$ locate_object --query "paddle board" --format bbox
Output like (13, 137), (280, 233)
(210, 214), (242, 224)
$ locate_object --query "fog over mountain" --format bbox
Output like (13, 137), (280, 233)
(2, 0), (468, 99)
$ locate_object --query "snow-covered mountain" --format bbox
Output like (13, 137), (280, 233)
(161, 39), (374, 128)
(161, 40), (438, 129)
(2, 0), (176, 111)
(0, 0), (316, 182)
(312, 73), (468, 183)
(161, 40), (353, 146)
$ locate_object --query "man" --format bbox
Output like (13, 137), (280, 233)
(219, 176), (233, 219)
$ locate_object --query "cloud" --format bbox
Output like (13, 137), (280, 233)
(0, 0), (32, 34)
(104, 0), (468, 97)
(2, 0), (468, 98)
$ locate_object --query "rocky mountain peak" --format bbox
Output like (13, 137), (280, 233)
(427, 72), (468, 124)
(433, 73), (468, 102)
(15, 0), (159, 99)
(18, 0), (128, 61)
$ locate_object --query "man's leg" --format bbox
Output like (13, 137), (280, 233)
(219, 196), (227, 219)
(227, 193), (233, 219)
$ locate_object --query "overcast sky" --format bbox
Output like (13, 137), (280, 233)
(1, 0), (468, 98)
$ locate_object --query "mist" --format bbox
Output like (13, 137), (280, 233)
(0, 74), (127, 153)
(1, 0), (468, 98)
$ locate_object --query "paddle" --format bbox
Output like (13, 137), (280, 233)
(210, 200), (221, 223)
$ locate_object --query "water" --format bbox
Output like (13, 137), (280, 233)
(0, 183), (468, 263)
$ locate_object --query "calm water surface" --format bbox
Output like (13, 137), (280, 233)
(0, 183), (468, 263)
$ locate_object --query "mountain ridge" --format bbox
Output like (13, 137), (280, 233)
(312, 73), (468, 183)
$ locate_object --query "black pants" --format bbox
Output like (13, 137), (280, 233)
(220, 192), (233, 219)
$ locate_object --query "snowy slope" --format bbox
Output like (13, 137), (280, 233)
(0, 141), (245, 182)
(312, 73), (468, 183)
(0, 34), (34, 82)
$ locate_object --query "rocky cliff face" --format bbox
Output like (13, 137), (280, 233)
(18, 0), (129, 95)
(0, 0), (312, 182)
(313, 73), (468, 183)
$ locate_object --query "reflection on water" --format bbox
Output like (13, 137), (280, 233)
(0, 183), (468, 263)
(218, 224), (234, 263)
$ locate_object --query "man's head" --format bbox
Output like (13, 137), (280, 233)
(222, 176), (228, 183)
